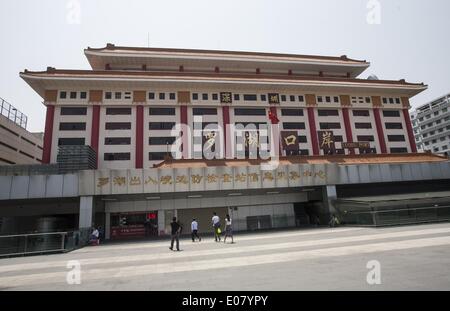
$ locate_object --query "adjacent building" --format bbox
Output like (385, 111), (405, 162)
(0, 98), (43, 165)
(410, 93), (450, 154)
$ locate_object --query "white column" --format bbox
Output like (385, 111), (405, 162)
(158, 210), (165, 236)
(323, 185), (337, 214)
(105, 212), (111, 240)
(79, 196), (94, 229)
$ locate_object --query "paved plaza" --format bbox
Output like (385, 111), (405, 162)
(1, 223), (450, 290)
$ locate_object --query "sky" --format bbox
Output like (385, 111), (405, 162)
(0, 0), (449, 132)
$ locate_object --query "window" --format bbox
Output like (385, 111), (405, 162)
(355, 123), (372, 129)
(149, 108), (175, 115)
(243, 94), (257, 101)
(395, 98), (401, 104)
(148, 92), (155, 100)
(104, 137), (131, 145)
(106, 108), (132, 115)
(434, 111), (439, 116)
(385, 123), (403, 129)
(70, 92), (77, 99)
(104, 153), (130, 161)
(382, 98), (387, 104)
(61, 107), (87, 115)
(383, 110), (401, 117)
(114, 92), (122, 100)
(202, 93), (208, 100)
(298, 95), (305, 102)
(283, 122), (306, 130)
(58, 138), (85, 146)
(234, 108), (266, 116)
(318, 109), (339, 116)
(281, 109), (304, 116)
(202, 122), (218, 130)
(159, 93), (165, 100)
(192, 93), (198, 100)
(298, 136), (307, 143)
(80, 92), (87, 99)
(290, 95), (295, 102)
(357, 135), (375, 142)
(234, 94), (240, 101)
(193, 108), (217, 115)
(59, 122), (86, 131)
(317, 96), (323, 103)
(281, 95), (287, 102)
(149, 152), (167, 161)
(169, 93), (176, 100)
(105, 122), (131, 130)
(105, 92), (112, 100)
(388, 135), (406, 142)
(319, 123), (341, 129)
(149, 122), (176, 130)
(124, 92), (131, 99)
(212, 94), (218, 101)
(390, 148), (408, 154)
(334, 97), (340, 103)
(353, 110), (370, 117)
(149, 137), (176, 145)
(334, 136), (344, 142)
(325, 96), (331, 103)
(261, 95), (267, 101)
(60, 91), (67, 99)
(365, 97), (371, 104)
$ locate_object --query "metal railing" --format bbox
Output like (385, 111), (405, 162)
(0, 97), (28, 129)
(340, 205), (450, 227)
(0, 229), (90, 258)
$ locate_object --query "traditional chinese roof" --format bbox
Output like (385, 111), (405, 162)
(20, 68), (427, 98)
(154, 153), (448, 169)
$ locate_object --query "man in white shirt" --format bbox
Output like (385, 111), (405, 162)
(191, 218), (201, 242)
(212, 212), (221, 242)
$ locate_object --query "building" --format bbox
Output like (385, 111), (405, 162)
(0, 97), (43, 165)
(2, 44), (449, 241)
(410, 93), (450, 154)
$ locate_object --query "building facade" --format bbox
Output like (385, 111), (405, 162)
(410, 93), (450, 154)
(3, 44), (443, 240)
(20, 44), (424, 170)
(0, 98), (43, 165)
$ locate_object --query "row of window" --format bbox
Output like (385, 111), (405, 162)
(57, 121), (405, 132)
(59, 106), (405, 119)
(59, 91), (87, 100)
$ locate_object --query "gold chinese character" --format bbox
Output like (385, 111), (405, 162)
(263, 172), (274, 181)
(289, 171), (301, 180)
(246, 132), (259, 148)
(235, 173), (247, 182)
(204, 132), (216, 151)
(221, 92), (232, 103)
(97, 177), (109, 187)
(129, 176), (141, 186)
(248, 173), (259, 182)
(176, 175), (189, 184)
(191, 174), (203, 184)
(284, 135), (297, 146)
(277, 172), (287, 180)
(222, 174), (232, 183)
(207, 174), (218, 183)
(160, 175), (173, 185)
(303, 170), (313, 177)
(314, 170), (326, 179)
(321, 132), (334, 149)
(113, 176), (126, 186)
(144, 176), (158, 185)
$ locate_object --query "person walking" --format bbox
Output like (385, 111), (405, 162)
(212, 212), (221, 242)
(169, 217), (182, 251)
(223, 214), (234, 244)
(191, 218), (201, 242)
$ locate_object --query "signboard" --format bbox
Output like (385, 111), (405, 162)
(268, 93), (280, 104)
(342, 142), (371, 149)
(318, 131), (336, 153)
(281, 131), (299, 151)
